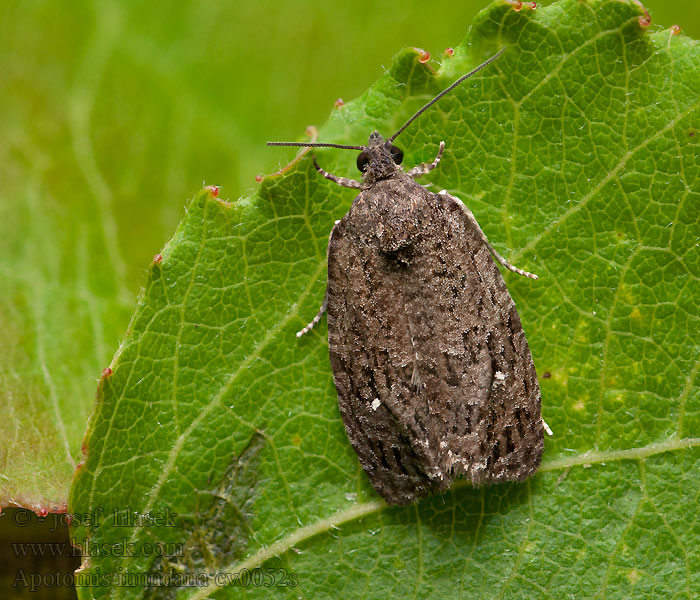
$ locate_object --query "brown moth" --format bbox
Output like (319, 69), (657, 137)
(269, 48), (544, 505)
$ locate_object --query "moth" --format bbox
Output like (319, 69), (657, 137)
(269, 48), (544, 505)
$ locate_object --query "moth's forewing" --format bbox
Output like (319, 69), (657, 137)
(326, 176), (542, 506)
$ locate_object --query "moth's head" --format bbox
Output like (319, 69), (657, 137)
(266, 48), (505, 184)
(356, 131), (404, 183)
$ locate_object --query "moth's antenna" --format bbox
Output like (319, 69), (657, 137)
(267, 141), (364, 150)
(388, 47), (506, 143)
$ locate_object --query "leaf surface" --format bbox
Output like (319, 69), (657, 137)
(0, 0), (486, 510)
(69, 1), (700, 598)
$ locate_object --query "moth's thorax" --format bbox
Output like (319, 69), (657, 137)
(361, 131), (402, 185)
(348, 175), (433, 254)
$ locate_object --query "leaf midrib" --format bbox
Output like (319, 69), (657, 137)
(190, 435), (700, 599)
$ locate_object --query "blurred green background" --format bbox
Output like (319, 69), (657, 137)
(0, 0), (696, 511)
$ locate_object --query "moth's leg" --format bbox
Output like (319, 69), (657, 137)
(313, 158), (362, 189)
(407, 141), (445, 179)
(296, 219), (342, 338)
(542, 417), (553, 436)
(438, 190), (539, 280)
(296, 292), (327, 338)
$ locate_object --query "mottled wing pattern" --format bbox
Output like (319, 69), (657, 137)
(326, 176), (543, 505)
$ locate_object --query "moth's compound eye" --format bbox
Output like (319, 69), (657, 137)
(357, 151), (370, 172)
(389, 145), (403, 165)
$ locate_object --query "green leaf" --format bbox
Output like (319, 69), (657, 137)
(70, 0), (700, 598)
(0, 0), (490, 510)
